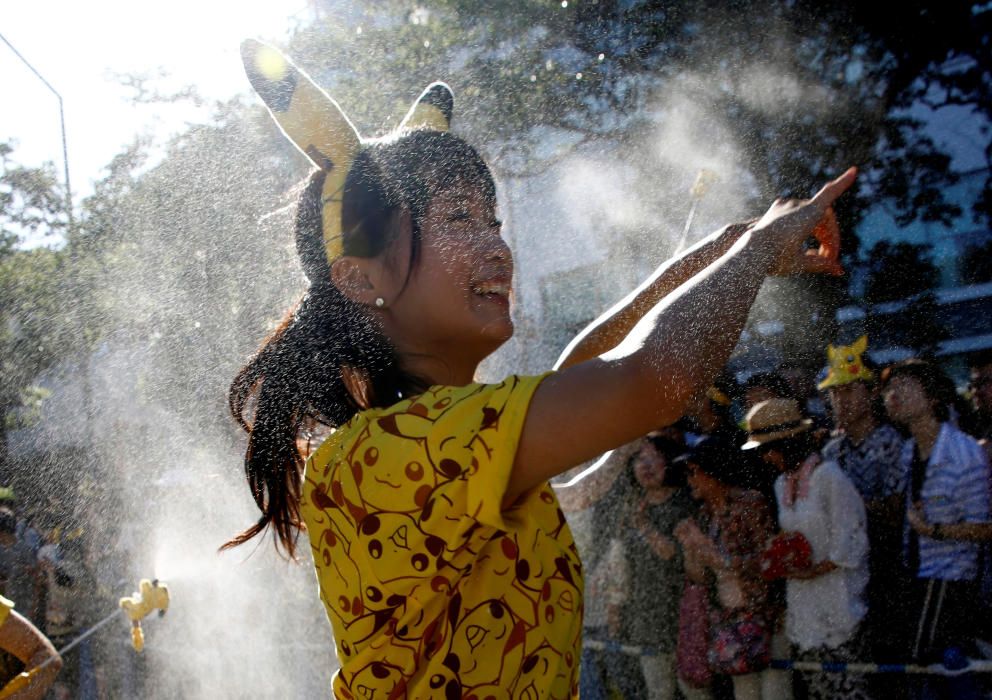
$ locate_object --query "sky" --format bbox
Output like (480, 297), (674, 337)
(1, 0), (315, 204)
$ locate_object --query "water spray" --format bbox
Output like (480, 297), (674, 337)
(0, 578), (169, 699)
(672, 169), (719, 255)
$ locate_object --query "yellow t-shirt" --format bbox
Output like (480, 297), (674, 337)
(302, 375), (582, 699)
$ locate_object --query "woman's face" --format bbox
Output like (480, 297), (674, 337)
(633, 443), (666, 490)
(686, 464), (718, 502)
(828, 381), (873, 429)
(883, 375), (932, 424)
(383, 178), (514, 366)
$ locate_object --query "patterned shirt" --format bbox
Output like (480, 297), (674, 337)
(302, 375), (582, 699)
(820, 424), (905, 503)
(698, 489), (778, 621)
(895, 422), (991, 581)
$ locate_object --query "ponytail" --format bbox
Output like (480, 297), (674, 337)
(223, 171), (424, 557)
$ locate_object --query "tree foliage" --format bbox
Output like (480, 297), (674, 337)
(293, 0), (988, 234)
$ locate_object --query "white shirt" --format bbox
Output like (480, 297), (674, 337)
(775, 459), (869, 651)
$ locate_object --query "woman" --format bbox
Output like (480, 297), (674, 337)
(675, 440), (787, 700)
(619, 436), (695, 700)
(882, 359), (990, 699)
(227, 40), (855, 698)
(744, 399), (870, 700)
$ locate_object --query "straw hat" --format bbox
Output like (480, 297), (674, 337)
(741, 398), (813, 450)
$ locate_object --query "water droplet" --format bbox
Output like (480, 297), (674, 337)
(424, 40), (431, 48)
(530, 75), (537, 82)
(598, 53), (605, 62)
(561, 0), (568, 7)
(356, 26), (363, 35)
(576, 72), (583, 80)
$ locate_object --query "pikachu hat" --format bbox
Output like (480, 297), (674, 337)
(241, 40), (453, 265)
(817, 335), (875, 390)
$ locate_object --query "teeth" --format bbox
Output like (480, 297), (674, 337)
(473, 281), (509, 296)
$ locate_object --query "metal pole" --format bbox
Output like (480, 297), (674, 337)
(0, 32), (74, 228)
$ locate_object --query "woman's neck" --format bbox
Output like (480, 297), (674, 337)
(399, 351), (480, 388)
(706, 488), (729, 513)
(644, 486), (676, 504)
(844, 413), (878, 445)
(909, 414), (942, 459)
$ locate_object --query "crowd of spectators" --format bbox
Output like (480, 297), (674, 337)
(572, 339), (992, 700)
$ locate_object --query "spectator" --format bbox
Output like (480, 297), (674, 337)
(882, 359), (990, 699)
(682, 375), (745, 449)
(744, 398), (870, 700)
(817, 337), (908, 662)
(674, 439), (789, 700)
(0, 509), (42, 628)
(742, 373), (795, 413)
(968, 351), (992, 444)
(622, 436), (696, 700)
(39, 528), (98, 700)
(778, 360), (828, 423)
(565, 441), (646, 700)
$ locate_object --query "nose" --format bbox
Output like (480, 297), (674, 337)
(489, 235), (512, 264)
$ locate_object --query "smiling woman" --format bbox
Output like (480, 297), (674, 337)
(225, 40), (855, 699)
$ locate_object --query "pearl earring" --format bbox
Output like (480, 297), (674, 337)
(374, 297), (385, 308)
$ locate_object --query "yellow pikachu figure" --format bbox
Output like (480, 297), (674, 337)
(817, 335), (875, 390)
(119, 579), (169, 652)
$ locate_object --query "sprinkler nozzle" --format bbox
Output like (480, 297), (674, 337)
(689, 169), (719, 199)
(119, 579), (169, 652)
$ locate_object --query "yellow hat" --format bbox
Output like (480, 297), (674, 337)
(240, 40), (453, 264)
(817, 336), (875, 390)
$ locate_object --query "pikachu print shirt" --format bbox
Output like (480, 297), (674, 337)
(302, 375), (583, 700)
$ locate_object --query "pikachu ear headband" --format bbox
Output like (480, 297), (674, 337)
(240, 39), (453, 264)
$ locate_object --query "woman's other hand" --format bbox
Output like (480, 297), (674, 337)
(907, 501), (934, 537)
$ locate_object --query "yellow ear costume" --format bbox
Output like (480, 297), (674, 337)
(240, 40), (452, 265)
(817, 335), (875, 390)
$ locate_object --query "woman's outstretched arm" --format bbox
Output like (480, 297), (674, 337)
(507, 169), (855, 503)
(553, 221), (755, 371)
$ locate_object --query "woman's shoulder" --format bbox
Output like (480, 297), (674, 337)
(306, 374), (552, 496)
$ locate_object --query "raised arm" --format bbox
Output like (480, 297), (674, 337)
(554, 221), (755, 371)
(508, 169), (855, 503)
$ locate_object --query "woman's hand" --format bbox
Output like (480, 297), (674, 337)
(675, 519), (722, 569)
(907, 501), (935, 537)
(786, 559), (839, 580)
(752, 167), (857, 277)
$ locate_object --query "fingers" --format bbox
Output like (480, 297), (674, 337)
(810, 166), (858, 210)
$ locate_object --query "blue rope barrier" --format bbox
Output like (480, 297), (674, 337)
(584, 639), (992, 676)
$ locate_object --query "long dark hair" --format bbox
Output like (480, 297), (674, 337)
(224, 130), (496, 557)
